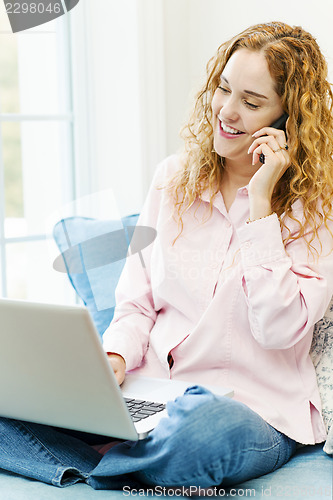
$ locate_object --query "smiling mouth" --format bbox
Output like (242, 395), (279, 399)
(219, 120), (245, 135)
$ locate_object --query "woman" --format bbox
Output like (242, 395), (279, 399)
(1, 21), (333, 490)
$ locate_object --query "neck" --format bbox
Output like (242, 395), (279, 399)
(222, 157), (255, 190)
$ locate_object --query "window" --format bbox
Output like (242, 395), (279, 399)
(0, 8), (75, 303)
(0, 0), (168, 306)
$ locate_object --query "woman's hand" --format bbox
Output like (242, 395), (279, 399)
(247, 127), (290, 220)
(106, 353), (126, 385)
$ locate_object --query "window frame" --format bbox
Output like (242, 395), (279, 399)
(0, 14), (76, 300)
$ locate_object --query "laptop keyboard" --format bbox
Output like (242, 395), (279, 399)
(124, 397), (166, 423)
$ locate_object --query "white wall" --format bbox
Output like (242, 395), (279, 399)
(70, 0), (145, 218)
(70, 0), (169, 218)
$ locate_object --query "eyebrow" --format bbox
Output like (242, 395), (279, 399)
(220, 75), (268, 100)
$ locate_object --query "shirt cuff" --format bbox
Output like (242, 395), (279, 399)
(237, 213), (287, 267)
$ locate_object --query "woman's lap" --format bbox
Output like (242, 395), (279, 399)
(88, 386), (297, 488)
(0, 386), (297, 489)
(0, 417), (102, 486)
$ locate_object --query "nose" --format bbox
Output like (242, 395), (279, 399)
(218, 96), (239, 122)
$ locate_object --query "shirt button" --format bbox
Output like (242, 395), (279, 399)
(243, 242), (252, 249)
(226, 221), (231, 229)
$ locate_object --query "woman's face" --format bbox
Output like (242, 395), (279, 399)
(211, 48), (284, 168)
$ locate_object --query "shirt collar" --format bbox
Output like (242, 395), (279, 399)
(200, 184), (249, 203)
(237, 185), (249, 196)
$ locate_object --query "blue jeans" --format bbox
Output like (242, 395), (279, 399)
(0, 386), (297, 489)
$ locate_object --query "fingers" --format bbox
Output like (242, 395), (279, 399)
(248, 128), (289, 166)
(114, 368), (126, 386)
(248, 136), (281, 159)
(252, 126), (286, 140)
(248, 135), (287, 154)
(252, 142), (289, 169)
(107, 353), (126, 385)
(248, 127), (290, 198)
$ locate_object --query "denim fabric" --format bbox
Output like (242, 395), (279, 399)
(0, 418), (102, 487)
(0, 387), (297, 490)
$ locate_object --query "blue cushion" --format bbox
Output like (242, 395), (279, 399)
(53, 214), (139, 336)
(0, 445), (330, 499)
(234, 444), (332, 498)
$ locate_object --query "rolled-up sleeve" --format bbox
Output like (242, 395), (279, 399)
(237, 212), (333, 349)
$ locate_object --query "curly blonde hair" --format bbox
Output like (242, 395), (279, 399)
(168, 21), (333, 253)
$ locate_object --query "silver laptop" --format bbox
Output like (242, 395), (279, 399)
(0, 298), (233, 441)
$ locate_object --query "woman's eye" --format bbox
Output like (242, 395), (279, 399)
(217, 86), (259, 110)
(244, 100), (259, 109)
(218, 86), (230, 93)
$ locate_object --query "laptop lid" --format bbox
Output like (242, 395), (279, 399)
(0, 298), (233, 441)
(0, 298), (140, 440)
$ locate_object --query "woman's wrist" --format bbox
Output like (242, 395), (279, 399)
(249, 196), (272, 222)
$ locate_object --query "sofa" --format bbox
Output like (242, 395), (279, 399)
(0, 215), (331, 500)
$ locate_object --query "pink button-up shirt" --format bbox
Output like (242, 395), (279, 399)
(103, 154), (333, 444)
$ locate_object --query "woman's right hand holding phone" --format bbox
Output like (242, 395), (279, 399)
(248, 125), (290, 188)
(247, 125), (290, 220)
(107, 352), (126, 385)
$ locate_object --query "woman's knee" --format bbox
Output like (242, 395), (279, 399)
(148, 387), (243, 458)
(132, 388), (244, 486)
(149, 385), (270, 462)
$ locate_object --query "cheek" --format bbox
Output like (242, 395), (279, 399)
(211, 91), (222, 115)
(245, 121), (258, 136)
(244, 116), (266, 136)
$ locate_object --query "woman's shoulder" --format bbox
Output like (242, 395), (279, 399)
(152, 153), (185, 183)
(142, 154), (185, 210)
(287, 197), (333, 224)
(282, 196), (333, 243)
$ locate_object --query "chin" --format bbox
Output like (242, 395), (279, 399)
(213, 142), (249, 164)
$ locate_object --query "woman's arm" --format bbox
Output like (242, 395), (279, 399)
(102, 157), (177, 374)
(242, 126), (333, 348)
(237, 210), (333, 349)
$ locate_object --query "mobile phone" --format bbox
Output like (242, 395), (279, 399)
(259, 113), (288, 163)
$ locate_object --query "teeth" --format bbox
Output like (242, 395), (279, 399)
(220, 120), (242, 134)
